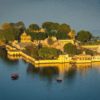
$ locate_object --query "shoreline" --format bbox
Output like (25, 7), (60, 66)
(6, 44), (100, 65)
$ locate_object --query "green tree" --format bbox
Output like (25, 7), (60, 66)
(1, 23), (20, 42)
(56, 32), (68, 39)
(27, 32), (47, 40)
(0, 30), (5, 41)
(15, 21), (26, 29)
(38, 47), (62, 59)
(76, 30), (92, 42)
(15, 21), (26, 35)
(42, 22), (71, 34)
(3, 29), (16, 42)
(58, 23), (71, 34)
(42, 22), (71, 39)
(64, 43), (79, 55)
(42, 22), (60, 36)
(1, 21), (26, 41)
(29, 23), (40, 31)
(24, 45), (39, 59)
(42, 22), (55, 32)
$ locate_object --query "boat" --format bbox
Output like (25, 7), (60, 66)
(56, 77), (63, 82)
(11, 73), (19, 80)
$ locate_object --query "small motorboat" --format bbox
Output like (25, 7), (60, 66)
(11, 73), (19, 80)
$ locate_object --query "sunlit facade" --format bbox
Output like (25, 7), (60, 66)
(20, 32), (32, 43)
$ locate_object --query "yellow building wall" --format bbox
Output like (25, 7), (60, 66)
(59, 39), (74, 45)
(20, 32), (32, 43)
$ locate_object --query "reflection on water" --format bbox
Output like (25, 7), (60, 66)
(1, 51), (100, 100)
(27, 63), (59, 82)
(26, 63), (93, 82)
(64, 66), (76, 80)
(0, 47), (19, 65)
(30, 62), (100, 80)
(76, 63), (92, 76)
(1, 47), (100, 81)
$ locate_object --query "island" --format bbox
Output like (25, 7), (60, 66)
(0, 21), (100, 67)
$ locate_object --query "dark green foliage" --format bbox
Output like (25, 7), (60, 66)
(42, 22), (59, 32)
(15, 21), (26, 40)
(38, 47), (62, 59)
(58, 23), (71, 33)
(0, 48), (7, 59)
(24, 46), (62, 59)
(64, 43), (80, 55)
(27, 31), (48, 40)
(0, 21), (26, 42)
(0, 21), (95, 43)
(76, 30), (92, 42)
(82, 48), (94, 55)
(15, 21), (26, 31)
(42, 22), (71, 38)
(24, 45), (39, 59)
(0, 31), (5, 41)
(3, 29), (15, 42)
(29, 23), (40, 30)
(56, 32), (68, 39)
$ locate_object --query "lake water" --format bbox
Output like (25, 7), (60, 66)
(0, 55), (100, 100)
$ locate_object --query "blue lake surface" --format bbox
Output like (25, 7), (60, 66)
(0, 57), (100, 100)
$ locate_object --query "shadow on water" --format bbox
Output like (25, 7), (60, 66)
(64, 65), (77, 79)
(27, 63), (59, 82)
(26, 63), (78, 84)
(0, 47), (19, 66)
(63, 64), (77, 85)
(0, 47), (7, 59)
